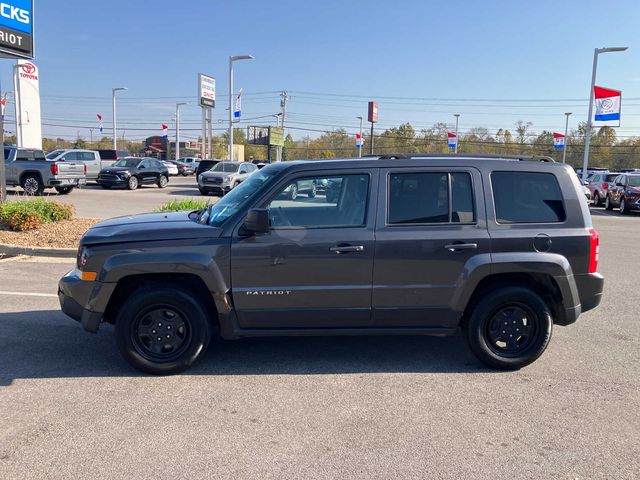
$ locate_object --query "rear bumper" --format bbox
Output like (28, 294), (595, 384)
(58, 269), (116, 333)
(575, 272), (604, 313)
(48, 178), (86, 187)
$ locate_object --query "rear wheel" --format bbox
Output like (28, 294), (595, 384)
(593, 191), (601, 207)
(464, 287), (552, 370)
(114, 285), (211, 375)
(55, 186), (74, 195)
(605, 195), (613, 210)
(21, 174), (44, 196)
(127, 176), (139, 190)
(198, 188), (208, 196)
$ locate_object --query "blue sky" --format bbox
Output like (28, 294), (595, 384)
(1, 0), (639, 142)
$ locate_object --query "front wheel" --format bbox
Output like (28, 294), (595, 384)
(157, 175), (168, 188)
(620, 197), (628, 215)
(593, 192), (601, 207)
(605, 195), (613, 211)
(55, 186), (74, 195)
(464, 287), (552, 370)
(114, 285), (211, 375)
(127, 176), (139, 190)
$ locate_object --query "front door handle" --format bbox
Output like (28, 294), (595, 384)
(444, 242), (478, 252)
(330, 245), (364, 254)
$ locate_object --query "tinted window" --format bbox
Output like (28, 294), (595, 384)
(113, 159), (139, 168)
(98, 150), (117, 160)
(79, 152), (96, 161)
(492, 172), (565, 223)
(4, 148), (11, 160)
(387, 172), (475, 224)
(267, 174), (369, 228)
(605, 174), (618, 182)
(62, 152), (78, 161)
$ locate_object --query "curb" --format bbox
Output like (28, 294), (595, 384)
(0, 243), (76, 258)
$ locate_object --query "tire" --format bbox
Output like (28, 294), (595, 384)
(101, 184), (111, 190)
(182, 172), (188, 177)
(289, 183), (298, 200)
(593, 191), (600, 207)
(308, 184), (317, 198)
(114, 284), (211, 375)
(127, 176), (139, 190)
(55, 186), (74, 195)
(620, 197), (628, 215)
(464, 287), (553, 370)
(21, 174), (44, 196)
(605, 195), (613, 211)
(157, 175), (168, 189)
(198, 188), (208, 196)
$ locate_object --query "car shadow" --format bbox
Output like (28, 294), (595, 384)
(0, 310), (489, 385)
(169, 189), (209, 197)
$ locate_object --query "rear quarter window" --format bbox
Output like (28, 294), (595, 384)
(492, 171), (566, 224)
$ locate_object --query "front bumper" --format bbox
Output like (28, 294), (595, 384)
(199, 184), (230, 195)
(58, 269), (116, 333)
(96, 178), (127, 187)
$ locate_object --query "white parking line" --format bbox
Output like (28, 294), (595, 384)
(0, 291), (58, 298)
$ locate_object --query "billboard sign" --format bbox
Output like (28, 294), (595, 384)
(13, 59), (42, 148)
(0, 0), (33, 59)
(248, 126), (270, 145)
(198, 73), (215, 108)
(368, 101), (378, 123)
(269, 127), (284, 146)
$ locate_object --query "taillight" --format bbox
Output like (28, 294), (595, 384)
(602, 182), (609, 189)
(588, 228), (599, 273)
(50, 163), (58, 175)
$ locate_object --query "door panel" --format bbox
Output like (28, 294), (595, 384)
(373, 168), (490, 328)
(230, 170), (377, 329)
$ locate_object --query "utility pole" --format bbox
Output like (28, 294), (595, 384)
(562, 112), (572, 164)
(0, 78), (5, 203)
(89, 128), (94, 145)
(228, 55), (254, 161)
(278, 91), (289, 162)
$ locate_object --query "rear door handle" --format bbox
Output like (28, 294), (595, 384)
(330, 245), (364, 254)
(444, 242), (478, 252)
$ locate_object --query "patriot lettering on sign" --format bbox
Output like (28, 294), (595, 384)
(447, 132), (457, 149)
(162, 124), (168, 139)
(553, 132), (565, 149)
(594, 86), (621, 126)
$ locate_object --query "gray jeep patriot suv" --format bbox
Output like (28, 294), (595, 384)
(59, 154), (604, 374)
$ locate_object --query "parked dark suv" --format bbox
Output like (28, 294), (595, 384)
(605, 173), (640, 214)
(59, 154), (604, 374)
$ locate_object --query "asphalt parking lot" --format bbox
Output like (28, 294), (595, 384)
(6, 175), (207, 219)
(0, 211), (638, 479)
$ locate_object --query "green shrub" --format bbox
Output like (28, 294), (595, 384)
(0, 198), (74, 231)
(155, 199), (211, 212)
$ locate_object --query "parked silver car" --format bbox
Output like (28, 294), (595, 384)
(587, 172), (620, 207)
(198, 161), (257, 195)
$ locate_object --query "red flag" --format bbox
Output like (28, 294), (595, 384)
(96, 114), (102, 121)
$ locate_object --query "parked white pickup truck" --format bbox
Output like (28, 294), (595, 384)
(4, 146), (86, 195)
(45, 149), (106, 181)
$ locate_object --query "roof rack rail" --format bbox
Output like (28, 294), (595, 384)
(373, 153), (556, 163)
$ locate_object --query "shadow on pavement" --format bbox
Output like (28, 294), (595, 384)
(0, 310), (488, 384)
(169, 189), (208, 197)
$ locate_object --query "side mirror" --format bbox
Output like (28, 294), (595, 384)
(242, 208), (269, 235)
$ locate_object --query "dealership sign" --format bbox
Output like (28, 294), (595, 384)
(0, 0), (33, 59)
(198, 73), (215, 108)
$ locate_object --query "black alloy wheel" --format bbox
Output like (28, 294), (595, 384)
(131, 306), (191, 362)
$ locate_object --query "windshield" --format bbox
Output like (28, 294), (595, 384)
(46, 149), (65, 160)
(627, 176), (640, 187)
(113, 158), (141, 168)
(211, 162), (240, 173)
(197, 170), (276, 227)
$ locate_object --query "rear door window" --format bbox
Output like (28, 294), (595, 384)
(387, 172), (476, 224)
(492, 172), (566, 223)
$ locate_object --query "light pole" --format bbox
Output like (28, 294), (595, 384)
(562, 112), (572, 164)
(454, 114), (460, 153)
(112, 87), (127, 150)
(357, 116), (363, 158)
(228, 55), (254, 161)
(581, 46), (628, 181)
(175, 102), (187, 160)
